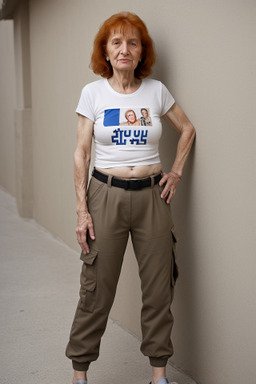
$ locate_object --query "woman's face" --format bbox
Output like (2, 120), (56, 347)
(142, 109), (148, 118)
(106, 27), (142, 75)
(126, 110), (136, 123)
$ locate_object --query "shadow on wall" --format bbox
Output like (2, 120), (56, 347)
(171, 145), (200, 373)
(161, 126), (199, 372)
(156, 44), (199, 370)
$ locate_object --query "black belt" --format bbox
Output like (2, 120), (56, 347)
(92, 169), (162, 191)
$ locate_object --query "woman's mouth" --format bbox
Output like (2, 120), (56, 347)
(119, 59), (131, 63)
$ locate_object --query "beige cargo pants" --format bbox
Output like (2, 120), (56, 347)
(66, 174), (178, 371)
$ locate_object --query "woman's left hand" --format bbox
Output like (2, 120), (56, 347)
(159, 171), (181, 204)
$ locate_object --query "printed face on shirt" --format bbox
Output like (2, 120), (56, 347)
(141, 108), (149, 118)
(105, 27), (142, 74)
(126, 110), (136, 123)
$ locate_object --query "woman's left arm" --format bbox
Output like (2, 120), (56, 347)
(159, 103), (196, 204)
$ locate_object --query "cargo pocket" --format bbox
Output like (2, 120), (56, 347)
(79, 249), (98, 313)
(171, 226), (179, 287)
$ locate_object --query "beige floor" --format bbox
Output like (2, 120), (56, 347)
(0, 187), (197, 384)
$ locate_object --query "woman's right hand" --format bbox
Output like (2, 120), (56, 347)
(76, 211), (95, 254)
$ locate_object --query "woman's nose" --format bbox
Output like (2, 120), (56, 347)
(120, 42), (128, 55)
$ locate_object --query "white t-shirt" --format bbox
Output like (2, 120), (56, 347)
(76, 78), (175, 168)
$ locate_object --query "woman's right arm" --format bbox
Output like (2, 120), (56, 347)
(74, 114), (95, 254)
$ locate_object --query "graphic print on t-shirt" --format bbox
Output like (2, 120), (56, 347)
(103, 107), (152, 146)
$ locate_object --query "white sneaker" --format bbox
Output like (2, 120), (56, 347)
(149, 378), (178, 384)
(74, 380), (87, 384)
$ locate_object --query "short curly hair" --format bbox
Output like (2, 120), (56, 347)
(90, 12), (156, 79)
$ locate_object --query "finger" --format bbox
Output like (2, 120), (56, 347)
(81, 241), (90, 254)
(76, 229), (89, 253)
(88, 223), (95, 240)
(79, 242), (90, 255)
(76, 229), (82, 245)
(160, 188), (167, 199)
(166, 192), (173, 204)
(166, 188), (176, 204)
(79, 232), (89, 254)
(159, 174), (167, 187)
(161, 184), (170, 199)
(80, 230), (87, 245)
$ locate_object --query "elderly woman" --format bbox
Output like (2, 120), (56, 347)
(66, 12), (195, 384)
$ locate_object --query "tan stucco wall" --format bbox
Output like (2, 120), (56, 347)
(1, 0), (256, 383)
(0, 20), (16, 195)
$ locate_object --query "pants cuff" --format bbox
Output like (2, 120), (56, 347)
(149, 357), (168, 367)
(72, 360), (90, 371)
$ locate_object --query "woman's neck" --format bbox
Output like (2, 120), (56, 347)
(108, 71), (142, 94)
